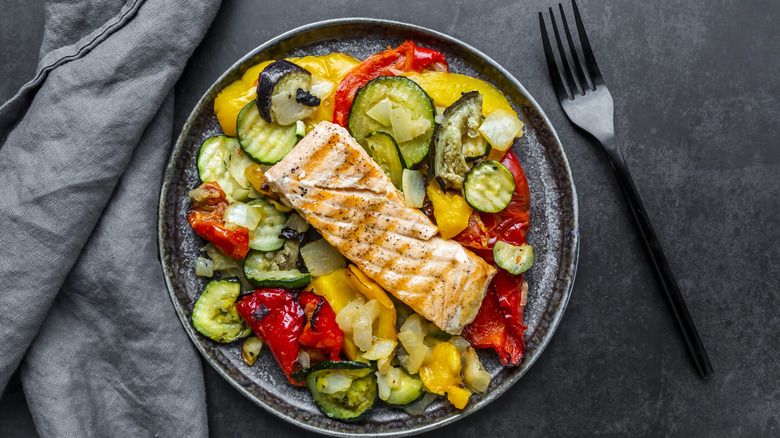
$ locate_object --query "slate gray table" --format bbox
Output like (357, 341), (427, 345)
(2, 0), (778, 436)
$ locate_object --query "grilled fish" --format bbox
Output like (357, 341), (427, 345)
(265, 122), (496, 334)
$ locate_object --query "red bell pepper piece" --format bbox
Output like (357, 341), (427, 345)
(462, 269), (527, 366)
(454, 150), (530, 249)
(454, 150), (530, 365)
(235, 288), (306, 385)
(332, 41), (449, 127)
(187, 182), (249, 259)
(297, 291), (343, 362)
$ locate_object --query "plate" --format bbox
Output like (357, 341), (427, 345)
(159, 18), (579, 437)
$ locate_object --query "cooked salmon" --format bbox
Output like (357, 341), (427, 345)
(265, 122), (496, 334)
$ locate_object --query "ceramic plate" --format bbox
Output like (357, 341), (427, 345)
(159, 18), (579, 436)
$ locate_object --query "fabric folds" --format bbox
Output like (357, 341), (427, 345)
(0, 0), (221, 436)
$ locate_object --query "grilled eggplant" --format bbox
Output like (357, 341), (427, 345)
(256, 60), (320, 126)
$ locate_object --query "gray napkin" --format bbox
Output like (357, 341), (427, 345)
(0, 0), (220, 436)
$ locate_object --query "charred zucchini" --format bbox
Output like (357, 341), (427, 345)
(236, 100), (297, 164)
(384, 368), (425, 406)
(197, 135), (252, 202)
(462, 160), (515, 213)
(429, 91), (486, 189)
(243, 249), (311, 289)
(493, 241), (534, 274)
(256, 60), (319, 126)
(348, 76), (435, 167)
(246, 198), (287, 251)
(365, 131), (405, 189)
(192, 279), (251, 343)
(306, 360), (377, 422)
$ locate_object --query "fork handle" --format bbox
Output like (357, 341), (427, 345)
(601, 137), (713, 379)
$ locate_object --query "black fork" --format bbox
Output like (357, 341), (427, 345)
(540, 0), (713, 379)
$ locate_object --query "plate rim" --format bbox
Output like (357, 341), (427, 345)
(159, 17), (579, 437)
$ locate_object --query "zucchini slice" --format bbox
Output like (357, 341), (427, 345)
(237, 100), (297, 164)
(493, 241), (534, 275)
(348, 76), (435, 167)
(429, 91), (485, 189)
(256, 60), (319, 126)
(197, 135), (252, 202)
(243, 249), (311, 289)
(385, 369), (425, 406)
(463, 160), (515, 213)
(305, 360), (377, 422)
(246, 198), (287, 251)
(192, 279), (251, 343)
(365, 131), (405, 189)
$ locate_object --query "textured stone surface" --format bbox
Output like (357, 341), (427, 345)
(2, 0), (779, 436)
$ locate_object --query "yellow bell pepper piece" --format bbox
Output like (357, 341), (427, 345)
(401, 71), (517, 118)
(305, 268), (362, 360)
(419, 342), (472, 409)
(213, 53), (360, 137)
(426, 180), (472, 239)
(213, 60), (273, 137)
(346, 265), (397, 342)
(287, 54), (361, 132)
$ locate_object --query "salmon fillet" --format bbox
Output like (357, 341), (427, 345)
(265, 122), (496, 334)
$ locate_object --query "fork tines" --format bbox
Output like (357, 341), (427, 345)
(539, 0), (604, 100)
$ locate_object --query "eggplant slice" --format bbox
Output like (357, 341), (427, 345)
(257, 60), (320, 126)
(429, 91), (486, 190)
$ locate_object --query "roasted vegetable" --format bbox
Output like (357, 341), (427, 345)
(478, 108), (524, 151)
(300, 238), (347, 276)
(242, 336), (264, 366)
(257, 60), (320, 125)
(246, 198), (287, 251)
(187, 182), (249, 259)
(463, 160), (515, 213)
(402, 169), (426, 208)
(235, 288), (306, 384)
(346, 265), (397, 343)
(364, 131), (405, 189)
(426, 180), (472, 240)
(192, 279), (251, 343)
(462, 269), (527, 366)
(333, 41), (448, 127)
(429, 91), (484, 189)
(236, 100), (298, 165)
(197, 135), (254, 202)
(306, 360), (377, 421)
(348, 75), (436, 167)
(376, 366), (425, 405)
(493, 241), (534, 275)
(297, 291), (344, 362)
(243, 249), (311, 289)
(419, 342), (472, 409)
(453, 150), (530, 250)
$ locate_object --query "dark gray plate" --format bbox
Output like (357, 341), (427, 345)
(159, 18), (578, 437)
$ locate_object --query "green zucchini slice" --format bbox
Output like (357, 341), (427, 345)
(246, 198), (286, 251)
(243, 249), (311, 289)
(305, 361), (377, 422)
(365, 131), (405, 189)
(197, 135), (252, 202)
(429, 91), (485, 189)
(192, 279), (251, 343)
(493, 241), (534, 275)
(348, 76), (435, 167)
(236, 100), (297, 164)
(385, 369), (425, 406)
(463, 160), (515, 213)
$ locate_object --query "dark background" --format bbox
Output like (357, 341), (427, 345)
(2, 0), (778, 436)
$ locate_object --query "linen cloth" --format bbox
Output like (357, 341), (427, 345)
(0, 0), (221, 435)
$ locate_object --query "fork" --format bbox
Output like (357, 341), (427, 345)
(539, 0), (713, 379)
